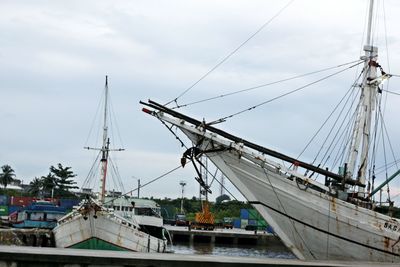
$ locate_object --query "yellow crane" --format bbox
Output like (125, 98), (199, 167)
(191, 200), (215, 230)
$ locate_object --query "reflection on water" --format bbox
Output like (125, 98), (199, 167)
(171, 242), (296, 259)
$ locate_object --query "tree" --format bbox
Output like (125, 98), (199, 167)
(29, 177), (43, 197)
(41, 173), (57, 197)
(0, 165), (16, 189)
(50, 163), (78, 196)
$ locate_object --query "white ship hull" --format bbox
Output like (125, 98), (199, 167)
(151, 112), (400, 262)
(53, 209), (167, 252)
(206, 143), (400, 261)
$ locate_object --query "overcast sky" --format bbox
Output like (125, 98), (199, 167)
(1, 0), (400, 203)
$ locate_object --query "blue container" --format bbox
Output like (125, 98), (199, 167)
(240, 209), (249, 219)
(266, 225), (275, 234)
(248, 219), (257, 226)
(8, 205), (22, 215)
(0, 195), (8, 206)
(59, 199), (80, 208)
(233, 218), (241, 228)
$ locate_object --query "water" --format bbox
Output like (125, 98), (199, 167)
(171, 242), (296, 259)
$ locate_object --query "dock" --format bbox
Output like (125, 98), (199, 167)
(0, 245), (396, 267)
(0, 228), (53, 247)
(165, 225), (282, 246)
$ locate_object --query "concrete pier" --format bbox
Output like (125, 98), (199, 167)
(0, 246), (397, 267)
(0, 228), (53, 247)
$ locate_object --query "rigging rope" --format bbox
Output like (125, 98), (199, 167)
(104, 165), (182, 205)
(81, 151), (101, 189)
(318, 78), (365, 170)
(375, 158), (400, 173)
(208, 61), (364, 125)
(84, 89), (104, 148)
(165, 0), (295, 106)
(383, 89), (400, 96)
(297, 70), (364, 163)
(261, 164), (316, 259)
(379, 107), (399, 171)
(173, 60), (363, 109)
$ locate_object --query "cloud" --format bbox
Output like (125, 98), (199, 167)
(1, 0), (400, 205)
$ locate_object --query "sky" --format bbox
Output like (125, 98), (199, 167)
(1, 0), (400, 203)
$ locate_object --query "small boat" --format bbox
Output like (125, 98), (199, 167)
(9, 200), (66, 229)
(53, 76), (169, 252)
(104, 196), (172, 244)
(141, 0), (400, 262)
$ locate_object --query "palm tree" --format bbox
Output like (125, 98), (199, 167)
(50, 163), (78, 196)
(29, 177), (43, 197)
(0, 165), (16, 188)
(41, 173), (57, 197)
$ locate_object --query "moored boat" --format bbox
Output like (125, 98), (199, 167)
(104, 196), (172, 245)
(9, 200), (66, 229)
(140, 0), (400, 262)
(53, 76), (168, 252)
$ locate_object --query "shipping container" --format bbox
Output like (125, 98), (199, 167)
(248, 209), (262, 220)
(0, 195), (8, 206)
(248, 219), (257, 226)
(9, 196), (34, 206)
(0, 205), (8, 216)
(8, 205), (22, 215)
(266, 225), (275, 234)
(240, 219), (248, 229)
(240, 209), (249, 219)
(257, 219), (268, 227)
(59, 199), (80, 208)
(233, 218), (241, 228)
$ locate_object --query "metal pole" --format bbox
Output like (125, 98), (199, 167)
(370, 169), (400, 197)
(366, 0), (374, 46)
(179, 181), (186, 214)
(137, 179), (140, 198)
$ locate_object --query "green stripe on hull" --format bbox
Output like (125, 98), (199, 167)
(70, 238), (129, 251)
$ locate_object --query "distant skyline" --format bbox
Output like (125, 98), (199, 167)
(1, 0), (400, 203)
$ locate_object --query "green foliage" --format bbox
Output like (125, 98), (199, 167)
(41, 173), (57, 197)
(0, 165), (16, 189)
(154, 197), (251, 221)
(215, 194), (230, 204)
(50, 163), (78, 197)
(27, 163), (79, 198)
(212, 200), (252, 220)
(0, 163), (78, 198)
(28, 177), (43, 197)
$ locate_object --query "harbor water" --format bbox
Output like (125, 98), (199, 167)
(171, 241), (296, 259)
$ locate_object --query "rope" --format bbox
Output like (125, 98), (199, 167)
(104, 165), (182, 205)
(261, 165), (316, 259)
(173, 60), (363, 109)
(297, 70), (363, 163)
(208, 61), (364, 125)
(379, 108), (399, 171)
(81, 151), (101, 189)
(383, 89), (400, 96)
(318, 80), (363, 164)
(165, 0), (295, 106)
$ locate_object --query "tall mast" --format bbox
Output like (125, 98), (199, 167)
(84, 76), (124, 203)
(99, 76), (109, 203)
(346, 0), (378, 194)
